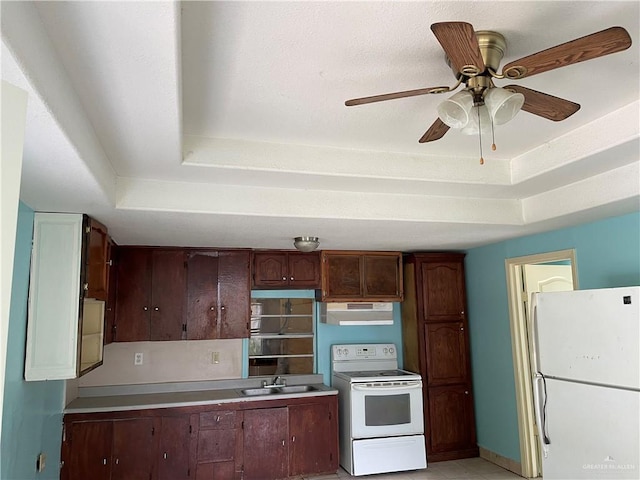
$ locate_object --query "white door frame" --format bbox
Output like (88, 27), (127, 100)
(504, 249), (578, 478)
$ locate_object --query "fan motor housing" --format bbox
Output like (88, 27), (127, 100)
(446, 30), (507, 77)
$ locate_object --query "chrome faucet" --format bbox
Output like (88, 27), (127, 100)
(262, 375), (287, 388)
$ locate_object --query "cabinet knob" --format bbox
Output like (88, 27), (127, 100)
(292, 435), (296, 443)
(465, 390), (469, 395)
(143, 306), (148, 311)
(83, 283), (89, 291)
(461, 311), (465, 315)
(281, 440), (285, 447)
(460, 326), (464, 331)
(210, 306), (215, 311)
(115, 459), (119, 465)
(163, 452), (168, 459)
(154, 307), (159, 311)
(102, 458), (107, 465)
(282, 276), (287, 281)
(290, 277), (294, 281)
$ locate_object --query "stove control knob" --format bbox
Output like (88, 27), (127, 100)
(383, 347), (388, 354)
(344, 348), (349, 356)
(389, 347), (395, 354)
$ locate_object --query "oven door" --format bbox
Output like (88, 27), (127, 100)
(350, 380), (424, 438)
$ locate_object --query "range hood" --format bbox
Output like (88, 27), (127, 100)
(319, 302), (394, 326)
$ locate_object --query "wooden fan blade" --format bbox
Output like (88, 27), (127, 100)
(419, 118), (450, 143)
(431, 22), (485, 76)
(505, 85), (580, 121)
(345, 86), (448, 106)
(502, 27), (632, 79)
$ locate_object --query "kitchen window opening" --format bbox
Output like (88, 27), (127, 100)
(249, 296), (315, 376)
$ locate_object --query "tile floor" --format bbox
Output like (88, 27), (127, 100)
(306, 457), (525, 479)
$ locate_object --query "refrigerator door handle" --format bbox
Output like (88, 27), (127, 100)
(533, 373), (550, 458)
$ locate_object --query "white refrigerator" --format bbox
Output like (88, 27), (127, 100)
(532, 286), (640, 479)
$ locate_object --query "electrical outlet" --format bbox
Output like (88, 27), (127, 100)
(36, 453), (46, 472)
(134, 352), (144, 365)
(212, 351), (220, 364)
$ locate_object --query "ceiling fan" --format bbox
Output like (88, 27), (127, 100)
(345, 22), (632, 147)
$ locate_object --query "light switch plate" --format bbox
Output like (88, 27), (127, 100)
(134, 352), (143, 365)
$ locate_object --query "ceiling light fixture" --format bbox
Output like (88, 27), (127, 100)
(436, 85), (524, 164)
(293, 236), (320, 252)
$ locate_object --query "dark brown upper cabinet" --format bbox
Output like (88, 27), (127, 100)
(114, 248), (186, 342)
(253, 251), (321, 289)
(187, 250), (250, 340)
(85, 217), (111, 301)
(319, 251), (403, 302)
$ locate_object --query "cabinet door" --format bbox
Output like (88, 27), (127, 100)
(65, 421), (112, 480)
(288, 253), (321, 288)
(288, 401), (337, 476)
(111, 418), (155, 480)
(218, 251), (250, 338)
(421, 261), (466, 321)
(150, 250), (186, 341)
(323, 254), (363, 298)
(104, 240), (118, 344)
(253, 252), (288, 287)
(187, 252), (219, 340)
(427, 385), (475, 454)
(86, 218), (110, 300)
(159, 416), (192, 480)
(363, 254), (402, 298)
(196, 410), (237, 480)
(424, 322), (468, 386)
(243, 408), (288, 480)
(115, 248), (152, 341)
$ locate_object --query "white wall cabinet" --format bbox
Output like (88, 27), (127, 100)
(24, 213), (105, 380)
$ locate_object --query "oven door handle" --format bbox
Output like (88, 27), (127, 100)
(352, 381), (422, 392)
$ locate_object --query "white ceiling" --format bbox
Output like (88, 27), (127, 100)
(2, 1), (639, 252)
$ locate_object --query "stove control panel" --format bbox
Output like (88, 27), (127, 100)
(332, 343), (397, 361)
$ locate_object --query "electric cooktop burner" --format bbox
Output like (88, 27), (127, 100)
(340, 369), (420, 378)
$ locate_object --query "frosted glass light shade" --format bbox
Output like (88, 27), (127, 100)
(461, 104), (492, 135)
(485, 87), (525, 125)
(293, 236), (319, 252)
(437, 90), (474, 128)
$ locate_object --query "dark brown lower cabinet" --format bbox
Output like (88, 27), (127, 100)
(195, 410), (238, 479)
(427, 385), (476, 455)
(63, 418), (155, 480)
(62, 394), (338, 480)
(65, 421), (112, 480)
(289, 402), (336, 476)
(158, 415), (191, 480)
(243, 408), (289, 480)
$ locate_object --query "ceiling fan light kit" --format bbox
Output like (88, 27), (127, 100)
(345, 22), (632, 162)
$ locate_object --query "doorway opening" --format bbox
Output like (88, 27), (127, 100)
(505, 249), (578, 478)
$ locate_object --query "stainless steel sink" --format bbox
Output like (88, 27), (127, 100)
(240, 385), (318, 396)
(240, 387), (278, 396)
(276, 385), (317, 394)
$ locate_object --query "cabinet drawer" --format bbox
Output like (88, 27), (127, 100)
(199, 410), (236, 429)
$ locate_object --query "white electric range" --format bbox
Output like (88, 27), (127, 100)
(331, 343), (427, 476)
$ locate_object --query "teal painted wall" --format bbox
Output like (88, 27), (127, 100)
(464, 211), (640, 462)
(1, 203), (64, 480)
(248, 290), (404, 385)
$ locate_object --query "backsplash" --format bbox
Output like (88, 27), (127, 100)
(78, 339), (243, 387)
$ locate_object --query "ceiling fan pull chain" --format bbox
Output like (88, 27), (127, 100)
(491, 118), (497, 152)
(477, 107), (484, 165)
